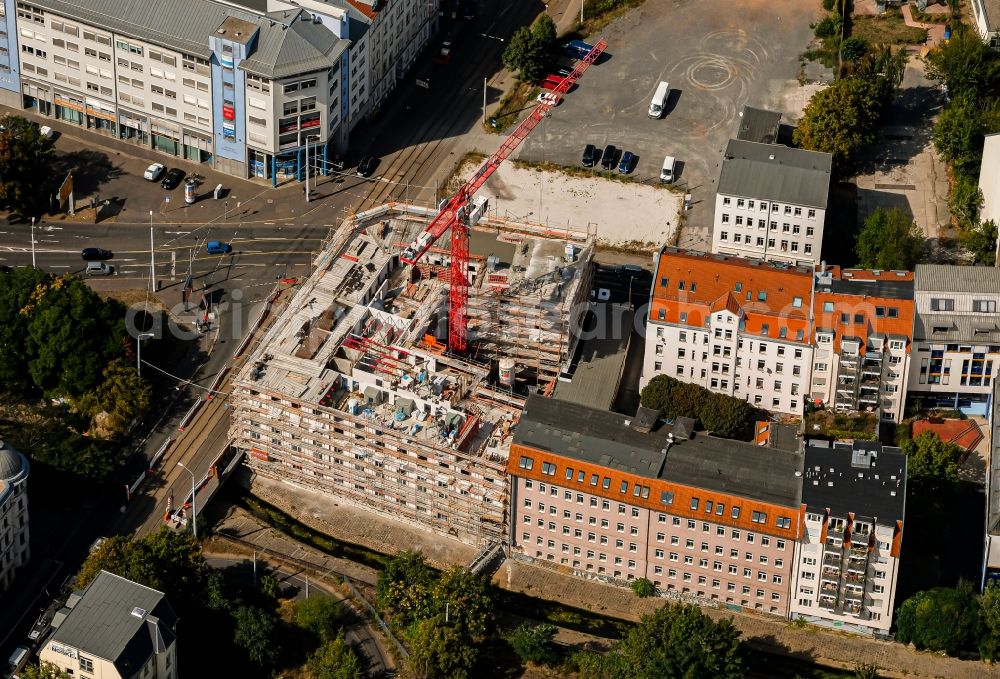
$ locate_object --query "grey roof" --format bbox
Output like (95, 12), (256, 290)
(552, 304), (631, 411)
(52, 571), (177, 673)
(717, 139), (832, 208)
(913, 313), (1000, 343)
(817, 276), (914, 300)
(802, 441), (906, 523)
(916, 264), (1000, 293)
(736, 106), (782, 144)
(0, 440), (25, 480)
(515, 395), (804, 507)
(766, 423), (802, 453)
(29, 0), (346, 77)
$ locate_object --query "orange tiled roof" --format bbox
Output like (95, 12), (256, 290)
(911, 419), (984, 452)
(813, 268), (915, 353)
(649, 250), (813, 342)
(345, 0), (378, 20)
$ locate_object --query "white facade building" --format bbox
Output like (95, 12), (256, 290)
(711, 139), (832, 266)
(971, 0), (1000, 46)
(790, 441), (906, 635)
(0, 440), (29, 593)
(909, 264), (1000, 415)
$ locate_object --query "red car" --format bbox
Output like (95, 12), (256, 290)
(541, 75), (564, 91)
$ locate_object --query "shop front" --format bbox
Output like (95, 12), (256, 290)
(85, 99), (116, 136)
(119, 109), (149, 146)
(22, 82), (51, 115)
(182, 131), (212, 164)
(54, 94), (84, 126)
(151, 121), (180, 157)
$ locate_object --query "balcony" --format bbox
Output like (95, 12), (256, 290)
(825, 537), (843, 550)
(819, 597), (837, 611)
(865, 351), (883, 362)
(822, 568), (841, 582)
(820, 582), (839, 594)
(824, 551), (843, 566)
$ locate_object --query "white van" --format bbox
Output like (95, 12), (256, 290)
(648, 81), (670, 118)
(660, 155), (676, 183)
(8, 646), (29, 677)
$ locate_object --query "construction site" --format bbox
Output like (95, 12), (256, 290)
(231, 202), (595, 545)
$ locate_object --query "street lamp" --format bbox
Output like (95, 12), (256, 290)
(305, 134), (321, 204)
(149, 210), (155, 292)
(136, 332), (154, 379)
(177, 462), (198, 540)
(30, 217), (35, 268)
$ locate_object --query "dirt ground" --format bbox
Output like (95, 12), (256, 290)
(466, 158), (683, 251)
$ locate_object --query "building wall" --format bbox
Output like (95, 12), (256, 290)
(0, 473), (28, 593)
(971, 0), (1000, 44)
(711, 193), (824, 266)
(981, 134), (1000, 225)
(0, 0), (23, 105)
(789, 513), (901, 634)
(641, 309), (813, 418)
(39, 638), (176, 679)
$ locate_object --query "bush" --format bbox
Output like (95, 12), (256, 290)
(822, 0), (836, 10)
(841, 36), (868, 61)
(814, 15), (840, 38)
(507, 622), (559, 664)
(895, 582), (980, 655)
(699, 393), (759, 440)
(630, 577), (656, 598)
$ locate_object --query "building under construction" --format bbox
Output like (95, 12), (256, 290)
(231, 203), (594, 545)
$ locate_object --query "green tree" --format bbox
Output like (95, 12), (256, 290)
(502, 26), (547, 83)
(639, 374), (680, 416)
(531, 14), (558, 58)
(18, 663), (70, 679)
(295, 595), (344, 642)
(794, 78), (879, 166)
(428, 566), (494, 641)
(376, 550), (435, 627)
(960, 219), (997, 265)
(667, 382), (708, 420)
(258, 573), (280, 599)
(407, 614), (479, 679)
(583, 603), (744, 678)
(0, 114), (55, 215)
(308, 632), (365, 679)
(841, 37), (868, 62)
(950, 171), (985, 229)
(895, 582), (980, 655)
(979, 581), (1000, 661)
(925, 25), (1000, 100)
(699, 393), (759, 439)
(0, 267), (49, 395)
(506, 622), (558, 665)
(814, 15), (840, 38)
(900, 430), (962, 488)
(93, 358), (151, 434)
(933, 95), (989, 176)
(233, 605), (280, 668)
(25, 275), (126, 398)
(75, 527), (206, 597)
(855, 207), (924, 270)
(630, 577), (656, 598)
(204, 570), (232, 612)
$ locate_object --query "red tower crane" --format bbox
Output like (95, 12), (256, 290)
(400, 38), (608, 353)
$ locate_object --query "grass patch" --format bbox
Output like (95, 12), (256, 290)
(485, 81), (539, 134)
(852, 8), (928, 45)
(804, 409), (878, 441)
(578, 0), (647, 36)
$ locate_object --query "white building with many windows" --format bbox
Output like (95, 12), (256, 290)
(640, 248), (815, 417)
(790, 441), (906, 635)
(909, 264), (1000, 415)
(711, 139), (832, 266)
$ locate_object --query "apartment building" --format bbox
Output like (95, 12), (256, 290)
(711, 139), (832, 266)
(0, 0), (356, 183)
(0, 440), (29, 593)
(507, 395), (805, 616)
(640, 248), (815, 417)
(811, 267), (914, 423)
(790, 441), (906, 635)
(909, 264), (1000, 415)
(40, 571), (178, 679)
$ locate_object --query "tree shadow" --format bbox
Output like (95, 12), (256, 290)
(46, 149), (124, 201)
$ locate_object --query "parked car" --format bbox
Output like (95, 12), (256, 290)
(81, 247), (113, 261)
(435, 41), (452, 64)
(618, 151), (635, 174)
(161, 168), (185, 189)
(563, 39), (595, 59)
(143, 163), (165, 182)
(582, 144), (597, 167)
(206, 240), (232, 254)
(540, 76), (564, 91)
(600, 145), (617, 170)
(536, 92), (560, 107)
(39, 125), (54, 139)
(85, 261), (113, 276)
(357, 156), (378, 177)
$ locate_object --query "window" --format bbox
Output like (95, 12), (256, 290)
(751, 511), (767, 524)
(931, 298), (955, 312)
(690, 497), (699, 510)
(731, 507), (740, 519)
(518, 456), (533, 470)
(79, 657), (94, 673)
(540, 462), (556, 476)
(974, 300), (998, 313)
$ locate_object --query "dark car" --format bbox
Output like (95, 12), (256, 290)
(600, 145), (617, 170)
(582, 144), (597, 167)
(206, 240), (232, 254)
(357, 156), (378, 177)
(618, 151), (635, 174)
(161, 168), (185, 190)
(81, 247), (113, 261)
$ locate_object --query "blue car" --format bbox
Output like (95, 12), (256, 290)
(206, 240), (232, 254)
(618, 151), (635, 174)
(562, 39), (595, 59)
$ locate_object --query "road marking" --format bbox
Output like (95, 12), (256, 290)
(50, 265), (70, 269)
(165, 231), (191, 235)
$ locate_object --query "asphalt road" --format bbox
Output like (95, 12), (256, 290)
(204, 554), (394, 677)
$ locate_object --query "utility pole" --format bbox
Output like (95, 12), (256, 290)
(177, 462), (197, 540)
(149, 210), (155, 292)
(30, 217), (35, 267)
(482, 76), (487, 126)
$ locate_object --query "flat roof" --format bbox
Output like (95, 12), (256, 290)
(802, 441), (906, 523)
(552, 304), (632, 411)
(718, 139), (832, 209)
(736, 106), (782, 144)
(516, 395), (804, 507)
